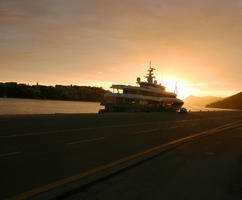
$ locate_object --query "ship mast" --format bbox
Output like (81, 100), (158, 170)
(145, 61), (156, 84)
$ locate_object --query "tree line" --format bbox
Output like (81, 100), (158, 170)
(0, 82), (110, 102)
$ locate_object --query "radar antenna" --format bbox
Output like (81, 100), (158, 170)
(145, 61), (156, 84)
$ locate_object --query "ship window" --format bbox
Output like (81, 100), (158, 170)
(113, 88), (124, 94)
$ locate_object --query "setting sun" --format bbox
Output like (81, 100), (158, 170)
(156, 77), (195, 99)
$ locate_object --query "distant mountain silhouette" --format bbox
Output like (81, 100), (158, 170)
(183, 95), (224, 107)
(206, 92), (242, 110)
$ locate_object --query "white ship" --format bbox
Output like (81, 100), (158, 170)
(100, 63), (184, 112)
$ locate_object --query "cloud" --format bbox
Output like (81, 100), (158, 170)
(0, 0), (241, 96)
(0, 8), (26, 17)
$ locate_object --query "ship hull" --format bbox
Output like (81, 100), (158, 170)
(101, 92), (184, 113)
(101, 102), (183, 113)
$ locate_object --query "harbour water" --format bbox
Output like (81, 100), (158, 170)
(183, 104), (238, 112)
(0, 98), (103, 115)
(0, 98), (237, 115)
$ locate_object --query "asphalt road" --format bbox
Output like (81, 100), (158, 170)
(0, 111), (242, 199)
(67, 125), (242, 200)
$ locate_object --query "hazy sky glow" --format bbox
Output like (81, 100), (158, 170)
(0, 0), (241, 99)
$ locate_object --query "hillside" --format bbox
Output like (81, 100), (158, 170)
(206, 92), (242, 110)
(183, 95), (223, 107)
(0, 82), (109, 102)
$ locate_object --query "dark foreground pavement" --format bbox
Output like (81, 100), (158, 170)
(0, 111), (242, 199)
(65, 126), (242, 200)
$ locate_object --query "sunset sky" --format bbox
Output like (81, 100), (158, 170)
(0, 0), (241, 99)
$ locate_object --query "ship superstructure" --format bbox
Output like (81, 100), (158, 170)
(101, 63), (184, 112)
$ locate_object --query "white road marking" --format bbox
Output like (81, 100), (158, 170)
(0, 124), (141, 138)
(0, 118), (215, 138)
(0, 128), (90, 138)
(168, 125), (185, 129)
(67, 137), (104, 145)
(134, 124), (194, 135)
(0, 151), (21, 158)
(134, 129), (159, 135)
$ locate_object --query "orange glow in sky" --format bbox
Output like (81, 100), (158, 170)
(156, 77), (195, 99)
(0, 0), (241, 98)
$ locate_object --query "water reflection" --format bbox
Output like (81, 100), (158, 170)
(0, 98), (103, 115)
(0, 98), (238, 115)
